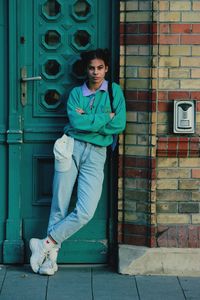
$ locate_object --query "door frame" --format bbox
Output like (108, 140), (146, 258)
(107, 0), (120, 267)
(3, 0), (24, 263)
(3, 0), (120, 264)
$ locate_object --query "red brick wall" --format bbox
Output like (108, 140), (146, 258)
(154, 1), (200, 247)
(119, 1), (155, 247)
(119, 0), (200, 248)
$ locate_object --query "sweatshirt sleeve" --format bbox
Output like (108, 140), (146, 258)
(98, 84), (126, 135)
(67, 88), (111, 132)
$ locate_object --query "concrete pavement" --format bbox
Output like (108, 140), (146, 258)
(0, 265), (200, 299)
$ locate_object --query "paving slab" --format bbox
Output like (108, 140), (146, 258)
(136, 275), (186, 300)
(47, 267), (92, 300)
(179, 277), (200, 300)
(0, 266), (6, 292)
(0, 265), (48, 300)
(0, 265), (199, 300)
(92, 267), (139, 300)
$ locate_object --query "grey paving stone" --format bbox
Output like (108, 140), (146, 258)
(47, 267), (92, 300)
(136, 275), (186, 300)
(0, 266), (6, 292)
(0, 266), (47, 300)
(179, 277), (200, 300)
(0, 265), (6, 299)
(1, 265), (200, 300)
(92, 267), (139, 300)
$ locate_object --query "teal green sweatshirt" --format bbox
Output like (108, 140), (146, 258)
(64, 81), (126, 147)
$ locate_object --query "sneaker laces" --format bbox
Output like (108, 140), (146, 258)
(42, 253), (56, 269)
(44, 258), (54, 268)
(40, 251), (48, 264)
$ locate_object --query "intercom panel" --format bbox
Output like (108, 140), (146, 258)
(173, 100), (195, 133)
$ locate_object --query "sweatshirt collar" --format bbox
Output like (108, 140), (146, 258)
(82, 80), (108, 96)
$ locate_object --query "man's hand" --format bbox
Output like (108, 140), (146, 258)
(110, 112), (115, 119)
(76, 108), (85, 114)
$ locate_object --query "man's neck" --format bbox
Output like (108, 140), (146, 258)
(88, 80), (104, 92)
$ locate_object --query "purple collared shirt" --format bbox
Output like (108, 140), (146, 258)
(82, 80), (108, 96)
(82, 80), (108, 109)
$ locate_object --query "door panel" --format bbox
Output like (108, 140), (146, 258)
(0, 0), (8, 262)
(19, 0), (112, 263)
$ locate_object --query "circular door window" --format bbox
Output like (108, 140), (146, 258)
(73, 0), (91, 19)
(45, 59), (60, 76)
(44, 90), (61, 107)
(44, 30), (61, 48)
(71, 29), (91, 50)
(43, 0), (61, 19)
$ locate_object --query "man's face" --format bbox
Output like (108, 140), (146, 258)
(87, 58), (108, 86)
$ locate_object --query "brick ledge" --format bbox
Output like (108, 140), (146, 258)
(157, 137), (200, 157)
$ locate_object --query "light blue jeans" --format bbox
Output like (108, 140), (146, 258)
(47, 139), (107, 246)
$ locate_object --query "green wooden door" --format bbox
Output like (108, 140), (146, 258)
(21, 0), (112, 264)
(4, 0), (118, 264)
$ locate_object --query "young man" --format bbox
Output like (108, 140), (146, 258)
(29, 48), (126, 275)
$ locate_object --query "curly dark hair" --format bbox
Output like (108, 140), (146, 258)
(80, 48), (110, 68)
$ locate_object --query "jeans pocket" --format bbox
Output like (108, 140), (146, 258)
(92, 146), (107, 165)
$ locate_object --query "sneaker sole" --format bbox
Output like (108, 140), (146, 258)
(29, 239), (42, 273)
(39, 269), (55, 276)
(39, 265), (58, 276)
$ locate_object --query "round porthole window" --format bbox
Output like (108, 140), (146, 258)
(44, 90), (60, 106)
(45, 30), (61, 46)
(74, 30), (90, 47)
(45, 60), (60, 76)
(73, 0), (91, 18)
(43, 0), (61, 17)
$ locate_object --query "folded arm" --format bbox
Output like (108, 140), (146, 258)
(98, 87), (126, 135)
(67, 89), (112, 132)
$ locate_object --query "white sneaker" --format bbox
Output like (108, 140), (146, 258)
(29, 238), (48, 273)
(39, 248), (59, 276)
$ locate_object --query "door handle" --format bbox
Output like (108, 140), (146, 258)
(20, 67), (42, 106)
(21, 76), (42, 82)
